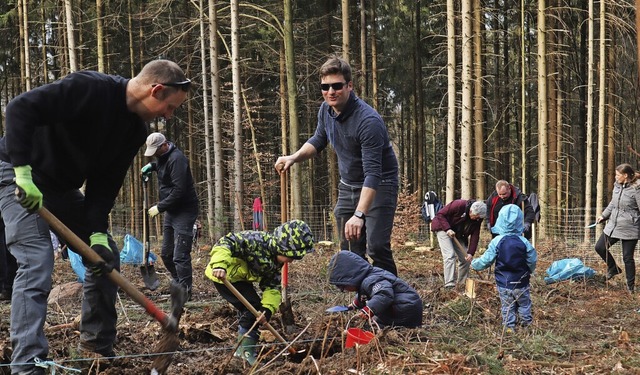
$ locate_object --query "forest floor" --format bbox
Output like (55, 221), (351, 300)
(2, 235), (640, 374)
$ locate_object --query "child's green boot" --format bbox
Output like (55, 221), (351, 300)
(234, 333), (258, 365)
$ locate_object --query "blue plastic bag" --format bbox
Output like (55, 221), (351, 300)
(67, 248), (86, 283)
(544, 258), (596, 284)
(120, 234), (157, 265)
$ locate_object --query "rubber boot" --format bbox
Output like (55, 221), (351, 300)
(234, 333), (258, 365)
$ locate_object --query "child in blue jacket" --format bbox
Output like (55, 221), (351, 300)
(328, 250), (423, 328)
(471, 204), (537, 331)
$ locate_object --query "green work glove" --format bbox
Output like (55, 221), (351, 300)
(148, 205), (160, 218)
(141, 163), (154, 177)
(14, 165), (43, 211)
(89, 232), (116, 276)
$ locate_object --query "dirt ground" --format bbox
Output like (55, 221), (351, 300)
(2, 237), (640, 374)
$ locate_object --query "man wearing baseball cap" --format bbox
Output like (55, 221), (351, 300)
(141, 132), (198, 299)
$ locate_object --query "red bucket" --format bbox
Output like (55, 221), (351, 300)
(344, 327), (375, 348)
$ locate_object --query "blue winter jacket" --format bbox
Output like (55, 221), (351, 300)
(471, 204), (537, 289)
(328, 251), (422, 327)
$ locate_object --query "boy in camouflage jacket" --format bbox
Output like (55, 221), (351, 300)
(205, 219), (314, 364)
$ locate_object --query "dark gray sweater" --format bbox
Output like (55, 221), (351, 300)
(307, 92), (398, 189)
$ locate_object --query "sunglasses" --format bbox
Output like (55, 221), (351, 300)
(152, 79), (192, 92)
(320, 82), (347, 92)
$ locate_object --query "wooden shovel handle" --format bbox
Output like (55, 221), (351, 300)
(222, 278), (298, 355)
(452, 236), (485, 280)
(38, 207), (173, 330)
(451, 236), (465, 253)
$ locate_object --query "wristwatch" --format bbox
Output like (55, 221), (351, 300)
(354, 210), (366, 220)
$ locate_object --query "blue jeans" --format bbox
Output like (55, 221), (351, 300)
(0, 161), (119, 374)
(161, 208), (197, 291)
(497, 285), (532, 328)
(334, 182), (398, 275)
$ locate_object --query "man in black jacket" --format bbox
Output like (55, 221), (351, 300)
(486, 180), (535, 240)
(0, 59), (189, 375)
(142, 132), (198, 298)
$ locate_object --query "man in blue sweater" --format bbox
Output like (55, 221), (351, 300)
(0, 59), (189, 374)
(275, 56), (399, 275)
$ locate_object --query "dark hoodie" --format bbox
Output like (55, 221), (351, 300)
(328, 251), (422, 328)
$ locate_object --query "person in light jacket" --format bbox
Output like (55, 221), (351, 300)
(472, 204), (537, 332)
(594, 163), (640, 292)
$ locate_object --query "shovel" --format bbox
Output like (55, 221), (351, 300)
(31, 205), (186, 374)
(325, 305), (351, 314)
(452, 236), (486, 280)
(222, 278), (304, 357)
(277, 163), (296, 329)
(141, 176), (160, 290)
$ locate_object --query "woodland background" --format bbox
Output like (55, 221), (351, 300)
(0, 0), (639, 244)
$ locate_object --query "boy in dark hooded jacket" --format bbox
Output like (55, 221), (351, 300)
(328, 250), (423, 328)
(205, 219), (314, 365)
(471, 204), (537, 332)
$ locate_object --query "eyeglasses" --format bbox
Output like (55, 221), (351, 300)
(320, 82), (347, 92)
(152, 79), (192, 92)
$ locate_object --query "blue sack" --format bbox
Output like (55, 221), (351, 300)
(67, 248), (86, 283)
(120, 234), (157, 265)
(544, 258), (595, 284)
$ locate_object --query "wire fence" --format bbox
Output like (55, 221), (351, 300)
(107, 204), (636, 273)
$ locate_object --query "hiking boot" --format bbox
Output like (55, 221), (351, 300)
(77, 341), (116, 358)
(606, 267), (622, 280)
(77, 344), (116, 373)
(234, 334), (258, 365)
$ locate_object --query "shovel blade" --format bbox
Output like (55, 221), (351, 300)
(325, 305), (350, 313)
(141, 264), (160, 291)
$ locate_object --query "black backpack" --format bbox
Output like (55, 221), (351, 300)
(421, 191), (443, 224)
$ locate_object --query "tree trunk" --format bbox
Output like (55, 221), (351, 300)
(198, 0), (212, 241)
(22, 0), (31, 90)
(284, 0), (301, 219)
(370, 0), (378, 110)
(584, 0), (594, 242)
(96, 0), (104, 72)
(537, 0), (548, 239)
(460, 0), (472, 198)
(342, 0), (350, 59)
(595, 0), (606, 227)
(415, 0), (425, 199)
(231, 0), (243, 231)
(210, 0), (225, 239)
(64, 0), (77, 72)
(473, 0), (484, 199)
(359, 0), (367, 100)
(446, 0), (456, 202)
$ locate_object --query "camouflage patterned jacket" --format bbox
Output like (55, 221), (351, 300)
(205, 230), (283, 313)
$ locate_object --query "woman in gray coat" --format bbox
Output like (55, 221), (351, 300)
(595, 163), (640, 292)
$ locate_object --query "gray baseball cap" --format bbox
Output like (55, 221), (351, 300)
(144, 132), (166, 156)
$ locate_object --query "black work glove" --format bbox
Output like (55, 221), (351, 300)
(259, 307), (272, 323)
(89, 233), (115, 276)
